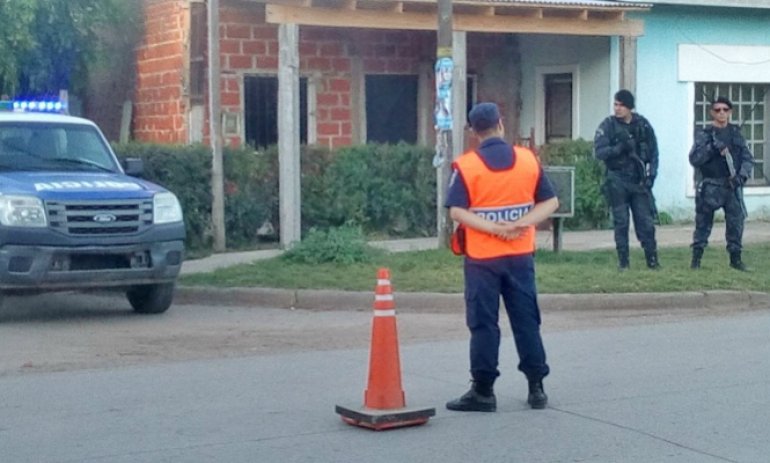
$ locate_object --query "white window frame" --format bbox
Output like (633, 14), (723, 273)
(679, 43), (770, 197)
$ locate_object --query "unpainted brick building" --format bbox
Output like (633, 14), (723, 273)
(134, 0), (647, 150)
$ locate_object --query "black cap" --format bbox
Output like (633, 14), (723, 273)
(711, 96), (732, 109)
(614, 89), (635, 110)
(468, 102), (501, 132)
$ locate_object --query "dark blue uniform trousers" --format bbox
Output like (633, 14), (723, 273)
(464, 255), (549, 384)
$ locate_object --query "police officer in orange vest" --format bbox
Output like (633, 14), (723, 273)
(445, 102), (559, 412)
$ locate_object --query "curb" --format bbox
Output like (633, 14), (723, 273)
(174, 286), (770, 313)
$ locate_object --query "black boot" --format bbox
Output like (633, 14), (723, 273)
(644, 249), (660, 270)
(729, 251), (747, 271)
(617, 250), (629, 272)
(527, 380), (548, 409)
(446, 380), (496, 412)
(690, 247), (704, 269)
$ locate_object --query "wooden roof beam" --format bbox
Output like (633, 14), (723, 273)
(266, 4), (645, 36)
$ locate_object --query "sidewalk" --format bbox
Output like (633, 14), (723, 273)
(175, 221), (770, 311)
(181, 221), (770, 274)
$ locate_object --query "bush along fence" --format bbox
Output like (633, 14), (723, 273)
(113, 142), (437, 253)
(114, 139), (620, 254)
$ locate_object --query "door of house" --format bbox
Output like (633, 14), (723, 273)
(544, 73), (573, 143)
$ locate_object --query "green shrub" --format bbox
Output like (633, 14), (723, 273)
(282, 224), (383, 264)
(539, 139), (610, 230)
(113, 143), (278, 251)
(318, 143), (436, 237)
(114, 142), (437, 252)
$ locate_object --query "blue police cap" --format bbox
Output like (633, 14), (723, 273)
(468, 102), (500, 132)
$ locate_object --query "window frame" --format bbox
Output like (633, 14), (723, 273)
(693, 82), (767, 187)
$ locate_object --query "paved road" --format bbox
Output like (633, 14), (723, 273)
(1, 294), (768, 462)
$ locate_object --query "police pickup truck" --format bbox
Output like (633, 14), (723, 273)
(0, 100), (185, 313)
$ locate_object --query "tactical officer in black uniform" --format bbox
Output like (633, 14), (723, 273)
(594, 89), (660, 271)
(689, 96), (754, 271)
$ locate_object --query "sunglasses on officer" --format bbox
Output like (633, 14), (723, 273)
(711, 106), (731, 113)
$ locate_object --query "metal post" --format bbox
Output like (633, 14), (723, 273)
(208, 0), (226, 252)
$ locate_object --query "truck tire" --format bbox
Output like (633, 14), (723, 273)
(127, 283), (175, 314)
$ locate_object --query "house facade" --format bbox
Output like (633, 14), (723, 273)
(625, 0), (770, 220)
(136, 0), (647, 146)
(135, 0), (650, 245)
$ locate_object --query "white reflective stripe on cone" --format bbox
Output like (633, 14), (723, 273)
(375, 294), (394, 301)
(377, 279), (391, 285)
(374, 309), (396, 317)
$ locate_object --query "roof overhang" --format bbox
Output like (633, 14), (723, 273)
(260, 0), (650, 37)
(617, 0), (770, 8)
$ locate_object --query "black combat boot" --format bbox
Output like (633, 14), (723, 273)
(617, 250), (629, 271)
(527, 380), (548, 410)
(644, 249), (660, 269)
(446, 380), (496, 412)
(729, 251), (747, 271)
(690, 247), (704, 269)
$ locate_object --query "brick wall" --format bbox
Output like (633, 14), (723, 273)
(134, 0), (187, 143)
(136, 0), (511, 148)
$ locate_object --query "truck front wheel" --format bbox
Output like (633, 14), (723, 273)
(127, 283), (175, 314)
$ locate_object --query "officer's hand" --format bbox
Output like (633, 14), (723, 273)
(612, 139), (633, 156)
(644, 176), (655, 189)
(736, 175), (748, 186)
(712, 139), (727, 154)
(616, 130), (631, 143)
(494, 222), (524, 240)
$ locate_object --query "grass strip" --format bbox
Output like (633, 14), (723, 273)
(180, 243), (770, 294)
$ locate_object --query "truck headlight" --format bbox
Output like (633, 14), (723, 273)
(153, 192), (183, 224)
(0, 195), (47, 227)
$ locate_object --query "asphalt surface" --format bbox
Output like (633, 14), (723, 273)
(176, 221), (770, 312)
(4, 308), (770, 462)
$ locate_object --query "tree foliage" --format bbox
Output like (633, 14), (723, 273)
(0, 0), (139, 97)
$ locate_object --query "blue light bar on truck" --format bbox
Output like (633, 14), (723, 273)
(0, 99), (68, 114)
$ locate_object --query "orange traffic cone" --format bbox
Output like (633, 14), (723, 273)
(335, 268), (435, 430)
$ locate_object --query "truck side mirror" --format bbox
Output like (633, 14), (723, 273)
(123, 157), (144, 177)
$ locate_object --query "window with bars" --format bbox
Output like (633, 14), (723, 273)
(694, 83), (768, 185)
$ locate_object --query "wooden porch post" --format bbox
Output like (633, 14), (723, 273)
(278, 23), (301, 249)
(619, 36), (637, 93)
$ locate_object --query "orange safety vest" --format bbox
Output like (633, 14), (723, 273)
(452, 146), (540, 259)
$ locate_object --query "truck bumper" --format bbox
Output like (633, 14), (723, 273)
(0, 241), (184, 292)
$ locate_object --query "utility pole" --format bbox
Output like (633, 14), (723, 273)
(208, 0), (226, 252)
(435, 0), (453, 248)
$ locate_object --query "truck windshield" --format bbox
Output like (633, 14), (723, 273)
(0, 122), (119, 172)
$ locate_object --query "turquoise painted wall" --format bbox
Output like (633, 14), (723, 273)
(633, 6), (770, 220)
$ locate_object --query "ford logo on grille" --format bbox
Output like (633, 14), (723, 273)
(93, 213), (117, 223)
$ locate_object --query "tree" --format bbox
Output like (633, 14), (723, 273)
(0, 0), (138, 97)
(0, 1), (36, 96)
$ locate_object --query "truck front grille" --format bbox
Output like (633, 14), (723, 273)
(46, 199), (153, 236)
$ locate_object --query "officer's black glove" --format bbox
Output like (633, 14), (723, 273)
(644, 176), (655, 189)
(736, 174), (748, 186)
(612, 131), (633, 155)
(712, 139), (727, 153)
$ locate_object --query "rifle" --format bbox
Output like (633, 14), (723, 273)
(721, 145), (748, 218)
(629, 149), (660, 224)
